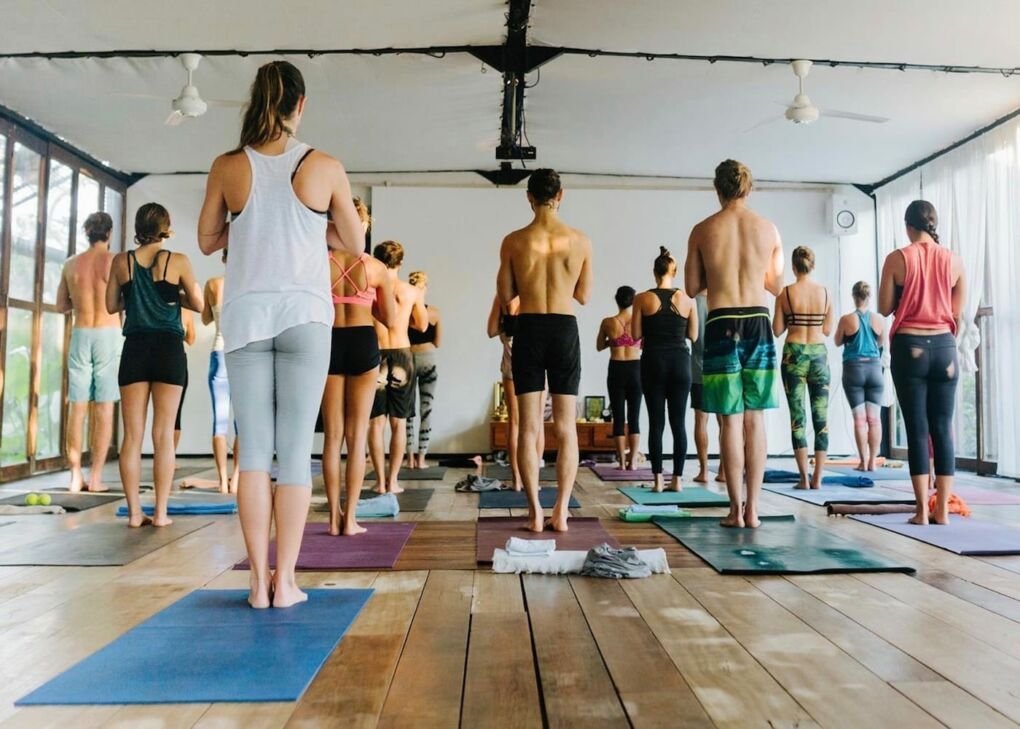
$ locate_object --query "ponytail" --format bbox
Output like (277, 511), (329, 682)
(235, 61), (305, 151)
(904, 200), (940, 245)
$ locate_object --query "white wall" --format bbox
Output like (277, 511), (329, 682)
(127, 174), (875, 458)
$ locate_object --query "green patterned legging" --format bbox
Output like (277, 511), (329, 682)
(781, 342), (830, 451)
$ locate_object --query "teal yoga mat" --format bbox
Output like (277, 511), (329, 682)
(117, 494), (237, 517)
(16, 588), (372, 705)
(652, 515), (914, 574)
(618, 486), (730, 507)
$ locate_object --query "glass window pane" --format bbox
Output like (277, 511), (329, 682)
(43, 160), (73, 304)
(104, 187), (124, 252)
(1, 308), (34, 466)
(980, 315), (997, 462)
(36, 312), (66, 459)
(0, 133), (6, 280)
(10, 143), (41, 302)
(75, 174), (101, 254)
(955, 370), (978, 459)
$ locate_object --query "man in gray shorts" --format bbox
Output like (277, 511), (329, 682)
(56, 212), (122, 492)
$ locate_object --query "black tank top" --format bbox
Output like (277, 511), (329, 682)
(642, 289), (687, 350)
(408, 306), (437, 345)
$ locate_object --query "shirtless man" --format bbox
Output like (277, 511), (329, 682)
(497, 169), (593, 532)
(368, 240), (427, 494)
(56, 212), (122, 493)
(685, 160), (783, 528)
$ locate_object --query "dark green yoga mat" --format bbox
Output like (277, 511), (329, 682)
(0, 520), (213, 566)
(312, 488), (434, 513)
(0, 492), (122, 512)
(478, 488), (580, 509)
(618, 486), (730, 507)
(486, 465), (558, 481)
(366, 467), (447, 481)
(653, 515), (914, 575)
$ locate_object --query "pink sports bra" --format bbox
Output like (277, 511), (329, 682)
(330, 253), (376, 307)
(608, 317), (641, 348)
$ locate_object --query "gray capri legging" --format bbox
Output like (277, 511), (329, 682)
(842, 357), (884, 409)
(225, 322), (331, 486)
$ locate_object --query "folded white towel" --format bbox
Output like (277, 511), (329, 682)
(492, 548), (670, 575)
(505, 537), (557, 556)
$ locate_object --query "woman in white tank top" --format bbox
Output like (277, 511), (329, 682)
(198, 61), (365, 610)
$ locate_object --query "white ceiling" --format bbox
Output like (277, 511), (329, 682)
(1, 1), (1017, 183)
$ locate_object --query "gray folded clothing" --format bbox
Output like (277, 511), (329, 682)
(455, 474), (505, 492)
(580, 543), (653, 579)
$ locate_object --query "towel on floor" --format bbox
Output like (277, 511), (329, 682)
(492, 547), (669, 575)
(0, 504), (67, 515)
(455, 474), (505, 492)
(505, 537), (556, 556)
(933, 491), (971, 517)
(580, 543), (654, 579)
(355, 493), (399, 518)
(627, 504), (681, 515)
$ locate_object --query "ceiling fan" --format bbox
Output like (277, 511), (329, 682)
(117, 53), (242, 125)
(745, 60), (890, 131)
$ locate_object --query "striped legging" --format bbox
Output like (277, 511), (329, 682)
(406, 351), (437, 454)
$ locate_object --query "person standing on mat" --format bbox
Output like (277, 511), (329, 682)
(773, 246), (833, 490)
(322, 203), (395, 536)
(173, 308), (197, 468)
(685, 159), (783, 528)
(197, 60), (365, 609)
(689, 292), (725, 484)
(633, 248), (697, 492)
(487, 294), (545, 491)
(200, 252), (239, 493)
(56, 212), (122, 493)
(368, 240), (427, 495)
(835, 281), (886, 472)
(497, 168), (592, 532)
(596, 286), (642, 470)
(406, 271), (441, 470)
(879, 200), (965, 526)
(106, 203), (203, 529)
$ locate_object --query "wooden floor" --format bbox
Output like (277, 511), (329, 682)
(1, 457), (1019, 728)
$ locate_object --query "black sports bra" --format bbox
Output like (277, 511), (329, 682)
(782, 286), (827, 327)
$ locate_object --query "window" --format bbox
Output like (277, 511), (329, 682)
(75, 174), (100, 254)
(43, 160), (73, 303)
(8, 143), (41, 303)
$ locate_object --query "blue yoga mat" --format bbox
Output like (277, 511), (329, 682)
(117, 501), (237, 516)
(828, 465), (912, 481)
(17, 588), (372, 705)
(763, 469), (874, 487)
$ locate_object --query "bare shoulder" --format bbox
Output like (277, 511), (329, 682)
(569, 225), (591, 247)
(305, 150), (343, 177)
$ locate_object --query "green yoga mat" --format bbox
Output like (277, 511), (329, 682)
(618, 509), (692, 523)
(652, 515), (914, 575)
(618, 486), (730, 507)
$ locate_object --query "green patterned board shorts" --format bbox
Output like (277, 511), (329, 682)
(781, 342), (830, 451)
(702, 307), (778, 415)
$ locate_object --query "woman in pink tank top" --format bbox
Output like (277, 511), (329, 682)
(878, 200), (966, 526)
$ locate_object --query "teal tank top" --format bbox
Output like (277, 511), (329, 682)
(843, 310), (880, 361)
(122, 250), (185, 338)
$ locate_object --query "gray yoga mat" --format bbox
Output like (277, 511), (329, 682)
(0, 492), (122, 512)
(0, 520), (213, 566)
(851, 513), (1020, 555)
(312, 488), (434, 513)
(478, 487), (580, 509)
(762, 483), (915, 507)
(365, 466), (447, 481)
(486, 465), (558, 481)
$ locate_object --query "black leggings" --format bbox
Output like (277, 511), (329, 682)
(891, 333), (958, 476)
(640, 348), (691, 475)
(607, 360), (642, 437)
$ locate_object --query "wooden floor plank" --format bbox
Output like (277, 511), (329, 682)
(621, 573), (811, 728)
(194, 703), (295, 729)
(99, 704), (208, 728)
(286, 572), (427, 729)
(570, 577), (714, 729)
(675, 570), (941, 729)
(461, 613), (543, 729)
(392, 521), (476, 571)
(916, 570), (1020, 623)
(892, 680), (1019, 729)
(523, 575), (630, 728)
(792, 574), (1020, 722)
(472, 572), (524, 614)
(377, 570), (473, 728)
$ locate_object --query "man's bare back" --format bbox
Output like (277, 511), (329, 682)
(374, 278), (425, 349)
(59, 247), (120, 328)
(499, 219), (591, 314)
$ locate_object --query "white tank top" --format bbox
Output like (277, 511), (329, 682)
(221, 141), (332, 352)
(211, 304), (224, 352)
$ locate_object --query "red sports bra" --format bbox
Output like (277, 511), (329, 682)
(330, 253), (376, 307)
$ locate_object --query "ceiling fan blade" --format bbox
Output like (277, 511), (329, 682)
(820, 108), (890, 124)
(743, 116), (784, 133)
(205, 99), (245, 108)
(164, 110), (185, 126)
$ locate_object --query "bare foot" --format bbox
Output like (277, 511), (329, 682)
(866, 460), (878, 472)
(152, 515), (174, 528)
(667, 476), (683, 492)
(328, 512), (342, 536)
(128, 514), (153, 528)
(525, 515), (544, 533)
(794, 480), (810, 490)
(854, 464), (867, 472)
(372, 484), (386, 494)
(547, 510), (569, 532)
(720, 513), (744, 528)
(272, 579), (308, 609)
(693, 471), (708, 484)
(248, 577), (271, 609)
(178, 479), (196, 490)
(715, 472), (727, 483)
(651, 475), (665, 493)
(931, 507), (950, 525)
(388, 483), (405, 494)
(511, 483), (523, 492)
(742, 505), (761, 529)
(343, 520), (368, 536)
(68, 469), (84, 493)
(908, 514), (928, 525)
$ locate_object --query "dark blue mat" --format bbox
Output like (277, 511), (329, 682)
(17, 588), (372, 705)
(478, 487), (580, 509)
(764, 469), (873, 488)
(828, 465), (912, 481)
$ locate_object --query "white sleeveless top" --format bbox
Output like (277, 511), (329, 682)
(211, 304), (224, 352)
(221, 142), (332, 352)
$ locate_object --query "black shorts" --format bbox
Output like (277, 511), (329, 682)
(371, 348), (416, 419)
(329, 326), (381, 376)
(690, 382), (704, 411)
(119, 332), (187, 388)
(511, 314), (581, 396)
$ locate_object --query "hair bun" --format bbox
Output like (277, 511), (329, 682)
(659, 246), (670, 256)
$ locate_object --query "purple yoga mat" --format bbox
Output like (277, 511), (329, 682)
(883, 483), (1020, 506)
(590, 464), (671, 481)
(851, 513), (1020, 555)
(233, 521), (415, 571)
